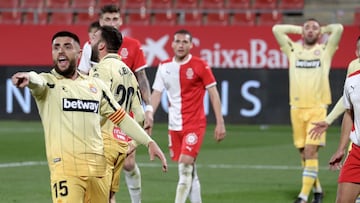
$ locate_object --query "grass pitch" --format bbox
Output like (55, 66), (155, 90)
(0, 121), (341, 202)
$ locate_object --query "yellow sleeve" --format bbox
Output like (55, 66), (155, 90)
(321, 24), (343, 57)
(325, 96), (345, 125)
(117, 114), (153, 147)
(28, 71), (47, 98)
(272, 24), (302, 55)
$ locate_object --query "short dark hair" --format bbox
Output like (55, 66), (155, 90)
(88, 21), (100, 32)
(174, 29), (193, 42)
(100, 4), (120, 16)
(52, 31), (80, 45)
(99, 25), (123, 53)
(304, 18), (320, 25)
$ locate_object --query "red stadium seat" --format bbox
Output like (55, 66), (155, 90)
(20, 0), (45, 9)
(252, 0), (277, 10)
(204, 10), (229, 26)
(0, 11), (22, 24)
(173, 0), (198, 9)
(0, 0), (19, 9)
(97, 0), (121, 9)
(125, 11), (151, 26)
(179, 10), (202, 25)
(45, 0), (70, 9)
(49, 12), (73, 25)
(354, 8), (360, 26)
(74, 12), (98, 25)
(123, 0), (148, 10)
(71, 0), (96, 10)
(278, 0), (304, 10)
(230, 11), (255, 26)
(226, 0), (251, 9)
(257, 10), (283, 26)
(152, 11), (176, 26)
(23, 11), (48, 24)
(149, 0), (173, 10)
(199, 0), (225, 9)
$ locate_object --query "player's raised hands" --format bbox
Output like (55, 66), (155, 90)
(148, 141), (168, 172)
(12, 72), (30, 88)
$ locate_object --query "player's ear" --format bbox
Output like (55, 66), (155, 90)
(99, 41), (106, 51)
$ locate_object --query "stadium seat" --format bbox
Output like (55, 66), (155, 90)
(173, 0), (198, 9)
(125, 11), (151, 26)
(23, 11), (48, 24)
(252, 0), (277, 11)
(225, 0), (251, 9)
(179, 10), (202, 25)
(45, 0), (70, 9)
(149, 0), (173, 10)
(74, 12), (98, 25)
(278, 0), (304, 10)
(48, 12), (73, 25)
(204, 10), (229, 26)
(152, 11), (176, 26)
(199, 0), (225, 10)
(20, 0), (45, 9)
(230, 11), (255, 26)
(0, 11), (22, 24)
(257, 10), (283, 26)
(354, 8), (360, 26)
(71, 0), (96, 10)
(123, 0), (148, 10)
(0, 0), (19, 9)
(97, 0), (121, 9)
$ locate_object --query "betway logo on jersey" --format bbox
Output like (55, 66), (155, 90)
(295, 59), (321, 68)
(62, 98), (99, 113)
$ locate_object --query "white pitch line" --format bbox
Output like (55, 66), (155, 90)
(0, 161), (332, 170)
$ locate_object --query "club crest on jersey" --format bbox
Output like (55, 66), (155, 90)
(120, 48), (128, 59)
(186, 68), (194, 79)
(185, 132), (198, 145)
(314, 49), (321, 56)
(89, 84), (97, 93)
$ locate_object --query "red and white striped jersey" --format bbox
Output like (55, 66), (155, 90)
(152, 54), (217, 131)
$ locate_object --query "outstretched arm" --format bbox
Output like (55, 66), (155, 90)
(12, 71), (47, 97)
(117, 113), (167, 172)
(310, 96), (346, 138)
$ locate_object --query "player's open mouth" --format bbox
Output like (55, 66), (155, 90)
(58, 56), (68, 65)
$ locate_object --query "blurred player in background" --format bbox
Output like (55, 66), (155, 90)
(150, 29), (226, 203)
(11, 31), (167, 203)
(80, 21), (100, 68)
(78, 5), (153, 203)
(272, 19), (343, 203)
